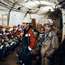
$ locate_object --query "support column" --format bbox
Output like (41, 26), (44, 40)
(62, 9), (65, 40)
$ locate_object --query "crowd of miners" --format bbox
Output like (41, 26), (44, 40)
(0, 18), (62, 65)
(0, 25), (22, 59)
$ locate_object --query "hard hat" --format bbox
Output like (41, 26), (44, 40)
(0, 25), (3, 28)
(22, 14), (31, 24)
(43, 19), (53, 25)
(3, 28), (5, 31)
(48, 19), (53, 25)
(5, 26), (10, 29)
(9, 28), (13, 31)
(13, 26), (17, 28)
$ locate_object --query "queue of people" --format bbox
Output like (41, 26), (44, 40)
(0, 18), (59, 65)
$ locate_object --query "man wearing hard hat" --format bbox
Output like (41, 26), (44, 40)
(41, 19), (59, 65)
(17, 14), (36, 65)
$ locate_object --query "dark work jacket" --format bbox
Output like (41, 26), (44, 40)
(19, 36), (32, 65)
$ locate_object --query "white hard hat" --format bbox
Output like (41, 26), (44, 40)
(22, 14), (31, 24)
(3, 28), (5, 31)
(43, 19), (53, 25)
(9, 28), (13, 31)
(48, 19), (53, 25)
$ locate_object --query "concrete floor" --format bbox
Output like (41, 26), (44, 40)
(0, 51), (41, 65)
(0, 51), (17, 65)
(0, 41), (65, 65)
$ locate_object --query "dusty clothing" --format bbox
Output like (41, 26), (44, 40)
(28, 28), (37, 49)
(41, 31), (59, 65)
(17, 27), (37, 65)
(36, 32), (45, 49)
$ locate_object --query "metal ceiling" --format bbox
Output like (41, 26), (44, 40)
(0, 0), (58, 11)
(0, 0), (64, 26)
(0, 0), (64, 11)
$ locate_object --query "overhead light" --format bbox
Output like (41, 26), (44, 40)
(17, 7), (21, 10)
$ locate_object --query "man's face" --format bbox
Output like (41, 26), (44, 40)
(64, 35), (65, 39)
(22, 22), (29, 30)
(40, 27), (45, 33)
(18, 25), (21, 29)
(13, 27), (16, 30)
(44, 24), (51, 32)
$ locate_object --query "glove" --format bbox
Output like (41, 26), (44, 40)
(28, 46), (32, 51)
